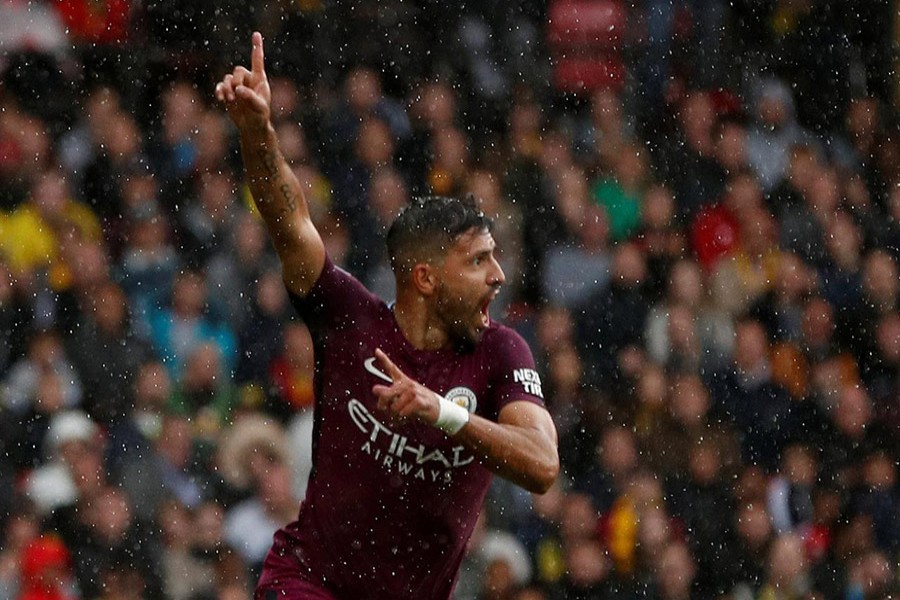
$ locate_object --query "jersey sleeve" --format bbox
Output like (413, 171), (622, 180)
(486, 327), (546, 417)
(286, 255), (385, 334)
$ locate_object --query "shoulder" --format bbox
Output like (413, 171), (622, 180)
(478, 323), (545, 409)
(479, 323), (539, 377)
(481, 322), (532, 356)
(288, 255), (387, 327)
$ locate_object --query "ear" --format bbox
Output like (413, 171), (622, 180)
(410, 263), (438, 296)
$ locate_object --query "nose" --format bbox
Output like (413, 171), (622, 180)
(489, 256), (505, 287)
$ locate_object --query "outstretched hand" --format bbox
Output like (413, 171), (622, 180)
(371, 349), (441, 425)
(214, 31), (271, 131)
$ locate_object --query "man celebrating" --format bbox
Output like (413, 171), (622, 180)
(215, 33), (559, 600)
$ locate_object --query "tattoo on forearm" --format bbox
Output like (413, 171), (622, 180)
(259, 148), (279, 179)
(280, 183), (298, 215)
(250, 146), (299, 217)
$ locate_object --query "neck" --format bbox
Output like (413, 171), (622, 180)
(393, 295), (449, 351)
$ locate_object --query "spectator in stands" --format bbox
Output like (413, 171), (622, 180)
(169, 342), (238, 430)
(66, 280), (151, 422)
(147, 270), (236, 381)
(178, 170), (241, 269)
(117, 413), (208, 522)
(577, 242), (650, 387)
(706, 317), (795, 471)
(47, 484), (165, 600)
(746, 77), (819, 193)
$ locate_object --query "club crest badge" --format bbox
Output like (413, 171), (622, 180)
(444, 386), (478, 414)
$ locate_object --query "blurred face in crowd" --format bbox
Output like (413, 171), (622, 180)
(613, 145), (647, 191)
(733, 320), (769, 372)
(767, 533), (808, 588)
(134, 361), (171, 411)
(85, 85), (121, 136)
(89, 488), (132, 542)
(157, 415), (194, 470)
(716, 121), (748, 171)
(31, 169), (69, 217)
(172, 271), (206, 318)
(105, 113), (143, 160)
(667, 259), (703, 307)
(669, 374), (709, 428)
(417, 81), (456, 130)
(536, 305), (575, 352)
(805, 168), (841, 215)
(431, 125), (469, 173)
(559, 493), (598, 543)
(565, 539), (609, 588)
(773, 253), (808, 301)
(345, 67), (380, 115)
(801, 297), (835, 349)
(256, 269), (287, 316)
(548, 345), (582, 392)
(575, 204), (610, 252)
(638, 506), (672, 560)
(93, 282), (128, 335)
(599, 427), (638, 477)
(269, 75), (300, 120)
(610, 243), (646, 288)
(782, 445), (817, 486)
(736, 502), (772, 550)
(679, 91), (715, 148)
(637, 363), (667, 410)
(833, 386), (872, 438)
(758, 92), (788, 129)
(846, 98), (879, 140)
(642, 185), (676, 230)
(183, 343), (223, 391)
(863, 453), (895, 490)
(861, 250), (898, 307)
(162, 81), (202, 143)
(276, 120), (310, 165)
(356, 117), (394, 168)
(876, 313), (900, 363)
(825, 212), (862, 269)
(370, 168), (409, 226)
(34, 373), (65, 416)
(233, 211), (267, 263)
(688, 441), (722, 485)
(554, 167), (589, 232)
(198, 170), (235, 221)
(657, 543), (696, 599)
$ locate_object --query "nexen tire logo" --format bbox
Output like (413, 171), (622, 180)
(513, 368), (543, 397)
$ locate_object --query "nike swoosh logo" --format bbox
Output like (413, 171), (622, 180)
(364, 357), (393, 383)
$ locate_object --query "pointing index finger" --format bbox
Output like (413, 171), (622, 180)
(251, 31), (266, 77)
(374, 348), (404, 380)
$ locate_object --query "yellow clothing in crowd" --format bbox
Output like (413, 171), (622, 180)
(0, 200), (102, 288)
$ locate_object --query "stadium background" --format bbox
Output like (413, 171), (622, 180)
(0, 1), (898, 599)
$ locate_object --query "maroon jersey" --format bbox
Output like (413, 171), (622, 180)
(258, 257), (544, 599)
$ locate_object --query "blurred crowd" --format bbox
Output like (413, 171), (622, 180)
(0, 1), (898, 599)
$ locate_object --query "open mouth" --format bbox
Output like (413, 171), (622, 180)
(477, 295), (494, 330)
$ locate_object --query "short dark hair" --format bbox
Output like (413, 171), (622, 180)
(386, 195), (493, 279)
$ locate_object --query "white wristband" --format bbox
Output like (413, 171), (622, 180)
(434, 396), (470, 435)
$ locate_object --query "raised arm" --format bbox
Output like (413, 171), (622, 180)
(214, 32), (325, 297)
(371, 349), (560, 494)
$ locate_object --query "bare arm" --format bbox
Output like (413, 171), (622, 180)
(453, 401), (559, 494)
(214, 32), (324, 297)
(371, 349), (560, 494)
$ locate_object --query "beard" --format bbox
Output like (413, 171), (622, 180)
(435, 283), (487, 352)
